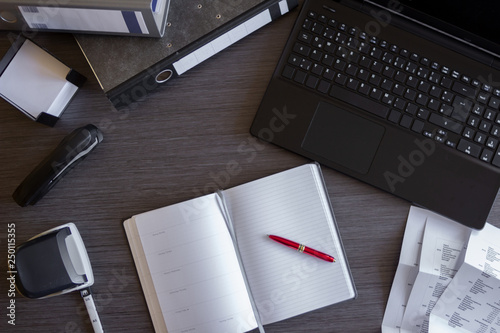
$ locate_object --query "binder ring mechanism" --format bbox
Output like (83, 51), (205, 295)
(155, 69), (173, 84)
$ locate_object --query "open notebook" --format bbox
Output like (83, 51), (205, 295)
(124, 164), (356, 332)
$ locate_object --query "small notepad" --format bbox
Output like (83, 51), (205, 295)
(124, 164), (356, 333)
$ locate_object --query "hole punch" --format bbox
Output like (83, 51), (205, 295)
(155, 69), (173, 83)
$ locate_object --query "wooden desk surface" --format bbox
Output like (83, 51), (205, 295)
(1, 7), (499, 333)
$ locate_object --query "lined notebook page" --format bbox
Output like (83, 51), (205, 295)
(224, 164), (356, 325)
(133, 194), (257, 333)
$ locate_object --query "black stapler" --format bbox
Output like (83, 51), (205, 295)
(13, 124), (103, 206)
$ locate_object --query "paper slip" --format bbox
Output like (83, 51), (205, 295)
(382, 206), (472, 333)
(429, 223), (500, 333)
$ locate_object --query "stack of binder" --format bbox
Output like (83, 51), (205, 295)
(0, 0), (171, 37)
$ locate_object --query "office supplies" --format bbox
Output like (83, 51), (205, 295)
(124, 163), (356, 333)
(0, 0), (170, 37)
(0, 35), (86, 126)
(268, 234), (336, 262)
(382, 206), (500, 333)
(75, 0), (298, 109)
(12, 124), (103, 206)
(251, 0), (500, 229)
(429, 223), (500, 333)
(15, 223), (104, 333)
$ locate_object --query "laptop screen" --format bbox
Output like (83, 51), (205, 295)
(368, 0), (500, 57)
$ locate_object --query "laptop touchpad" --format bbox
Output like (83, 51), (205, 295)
(302, 102), (385, 174)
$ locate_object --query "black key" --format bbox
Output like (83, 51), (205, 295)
(485, 110), (496, 121)
(463, 128), (475, 140)
(370, 88), (383, 100)
(329, 85), (390, 118)
(369, 74), (382, 86)
(334, 59), (347, 71)
(311, 63), (324, 76)
(293, 43), (311, 57)
(404, 88), (417, 101)
(381, 79), (393, 91)
(417, 67), (429, 79)
(322, 54), (334, 67)
(394, 71), (407, 83)
(430, 85), (442, 98)
(493, 149), (500, 167)
(487, 137), (499, 150)
(306, 75), (319, 89)
(472, 104), (485, 116)
(490, 97), (500, 110)
(381, 92), (395, 105)
(441, 77), (453, 89)
(429, 113), (463, 134)
(358, 82), (371, 95)
(317, 80), (330, 94)
(417, 108), (430, 119)
(393, 98), (406, 110)
(311, 49), (323, 62)
(441, 91), (454, 103)
(406, 103), (418, 115)
(400, 115), (413, 128)
(452, 96), (473, 119)
(474, 132), (486, 144)
(407, 76), (418, 88)
(323, 68), (335, 81)
(480, 120), (492, 133)
(360, 56), (372, 68)
(412, 119), (425, 133)
(428, 98), (440, 111)
(393, 83), (405, 96)
(288, 54), (302, 66)
(428, 72), (441, 84)
(357, 68), (370, 81)
(480, 149), (494, 163)
(452, 81), (476, 98)
(346, 64), (358, 76)
(478, 92), (489, 104)
(282, 65), (295, 79)
(311, 22), (325, 35)
(294, 70), (307, 84)
(298, 31), (312, 44)
(457, 139), (482, 158)
(416, 93), (429, 106)
(405, 62), (418, 74)
(335, 73), (348, 85)
(440, 104), (453, 116)
(388, 109), (402, 123)
(347, 78), (359, 90)
(299, 58), (312, 71)
(371, 61), (384, 73)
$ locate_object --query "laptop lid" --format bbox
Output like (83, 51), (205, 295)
(368, 0), (500, 58)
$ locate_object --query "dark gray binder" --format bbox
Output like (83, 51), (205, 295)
(75, 0), (298, 109)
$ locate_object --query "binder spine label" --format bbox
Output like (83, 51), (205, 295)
(173, 9), (273, 76)
(18, 6), (150, 35)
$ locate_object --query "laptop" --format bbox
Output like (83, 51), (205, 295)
(251, 0), (500, 229)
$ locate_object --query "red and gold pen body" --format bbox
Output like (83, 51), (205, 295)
(268, 235), (335, 263)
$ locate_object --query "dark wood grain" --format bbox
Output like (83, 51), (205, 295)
(1, 7), (500, 333)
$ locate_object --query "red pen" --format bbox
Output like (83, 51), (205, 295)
(268, 235), (335, 263)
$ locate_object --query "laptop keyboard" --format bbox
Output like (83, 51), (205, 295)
(282, 9), (500, 168)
